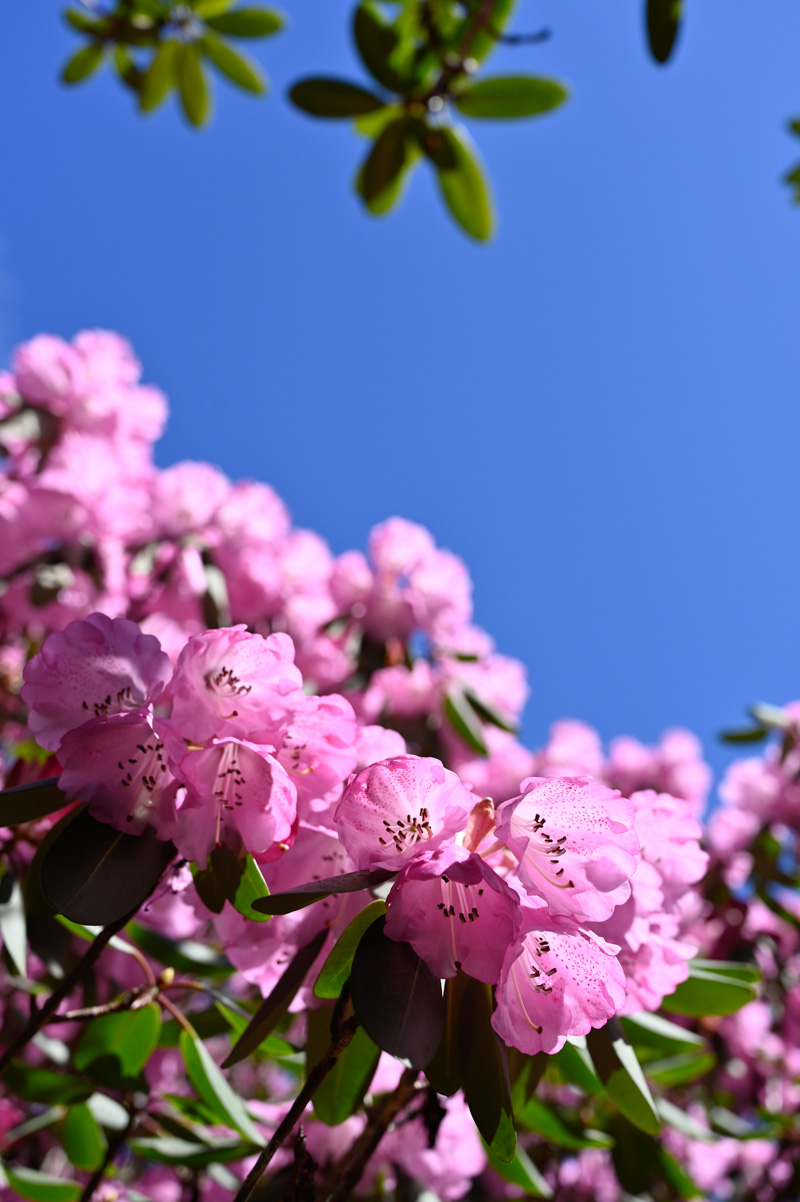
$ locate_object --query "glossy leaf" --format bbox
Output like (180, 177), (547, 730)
(290, 77), (385, 118)
(454, 75), (568, 120)
(74, 1004), (161, 1084)
(646, 0), (683, 64)
(130, 1136), (254, 1167)
(201, 34), (266, 94)
(646, 1049), (716, 1087)
(223, 928), (328, 1067)
(179, 44), (211, 126)
(553, 1037), (603, 1094)
(425, 973), (464, 1097)
(215, 1002), (295, 1057)
(314, 899), (387, 999)
(587, 1024), (661, 1135)
(306, 1005), (381, 1125)
(180, 1028), (262, 1143)
(517, 1092), (611, 1148)
(350, 915), (444, 1068)
(692, 959), (761, 984)
(127, 922), (232, 977)
(352, 5), (405, 93)
(39, 806), (175, 924)
(62, 1103), (107, 1171)
(62, 44), (104, 85)
(2, 1061), (92, 1106)
(663, 966), (758, 1017)
(252, 866), (393, 915)
(436, 128), (494, 241)
(86, 1092), (129, 1130)
(0, 776), (67, 826)
(444, 688), (488, 755)
(458, 974), (515, 1162)
(205, 7), (284, 36)
(486, 1142), (552, 1198)
(2, 1167), (81, 1202)
(463, 687), (519, 734)
(141, 40), (180, 111)
(621, 1010), (706, 1052)
(657, 1098), (717, 1142)
(0, 869), (26, 975)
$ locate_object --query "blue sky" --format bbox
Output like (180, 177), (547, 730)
(3, 3), (800, 784)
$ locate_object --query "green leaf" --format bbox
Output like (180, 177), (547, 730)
(454, 75), (568, 120)
(252, 867), (392, 916)
(0, 869), (27, 975)
(62, 43), (104, 85)
(130, 1136), (253, 1167)
(657, 1098), (717, 1142)
(586, 1024), (660, 1135)
(645, 1050), (716, 1088)
(306, 1006), (381, 1125)
(359, 117), (408, 205)
(141, 40), (180, 111)
(691, 959), (761, 984)
(485, 1141), (552, 1197)
(127, 923), (232, 978)
(620, 1010), (705, 1053)
(646, 0), (683, 64)
(663, 967), (758, 1017)
(73, 1004), (161, 1086)
(463, 688), (519, 734)
(193, 0), (235, 13)
(516, 1093), (611, 1149)
(458, 974), (515, 1162)
(314, 900), (386, 999)
(435, 128), (494, 242)
(453, 0), (517, 64)
(352, 5), (405, 93)
(355, 144), (416, 215)
(0, 776), (68, 826)
(180, 1029), (262, 1143)
(205, 7), (284, 36)
(86, 1092), (129, 1130)
(425, 974), (464, 1097)
(62, 1103), (107, 1171)
(444, 688), (488, 754)
(290, 78), (385, 118)
(214, 1002), (294, 1058)
(65, 10), (107, 34)
(719, 726), (768, 744)
(179, 44), (211, 126)
(113, 45), (142, 92)
(553, 1038), (603, 1094)
(2, 1167), (81, 1202)
(201, 34), (266, 94)
(2, 1061), (93, 1106)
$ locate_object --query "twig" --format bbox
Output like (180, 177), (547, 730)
(327, 1066), (420, 1202)
(48, 982), (159, 1022)
(79, 1106), (136, 1202)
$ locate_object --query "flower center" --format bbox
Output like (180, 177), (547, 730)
(378, 807), (433, 853)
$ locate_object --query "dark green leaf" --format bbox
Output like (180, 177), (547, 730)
(290, 77), (385, 118)
(587, 1023), (661, 1135)
(454, 75), (568, 120)
(215, 1002), (295, 1057)
(463, 688), (519, 734)
(0, 868), (26, 975)
(127, 923), (232, 978)
(0, 776), (68, 826)
(39, 806), (175, 924)
(692, 959), (761, 984)
(314, 899), (386, 999)
(663, 967), (758, 1017)
(180, 1028), (262, 1143)
(458, 974), (515, 1162)
(516, 1093), (610, 1148)
(73, 1004), (161, 1085)
(62, 1103), (107, 1171)
(113, 45), (142, 92)
(553, 1038), (603, 1094)
(179, 44), (211, 126)
(141, 40), (180, 111)
(193, 844), (247, 913)
(646, 0), (683, 64)
(65, 10), (108, 34)
(306, 1005), (380, 1125)
(201, 33), (266, 94)
(355, 145), (415, 215)
(352, 5), (405, 93)
(609, 1114), (698, 1199)
(455, 0), (515, 64)
(2, 1061), (92, 1106)
(435, 128), (494, 242)
(719, 726), (768, 744)
(130, 1136), (253, 1166)
(2, 1167), (81, 1202)
(360, 117), (408, 205)
(485, 1142), (552, 1197)
(252, 867), (393, 915)
(223, 928), (328, 1067)
(620, 1010), (706, 1053)
(646, 1050), (716, 1087)
(205, 7), (284, 36)
(444, 688), (488, 754)
(508, 1047), (547, 1109)
(789, 118), (800, 139)
(425, 974), (464, 1097)
(657, 1098), (717, 1141)
(408, 119), (458, 169)
(350, 915), (444, 1069)
(62, 44), (104, 85)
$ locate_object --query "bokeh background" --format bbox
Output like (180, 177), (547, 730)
(3, 2), (800, 784)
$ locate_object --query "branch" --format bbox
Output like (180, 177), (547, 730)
(327, 1066), (419, 1202)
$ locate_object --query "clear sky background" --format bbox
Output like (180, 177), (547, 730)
(2, 3), (800, 787)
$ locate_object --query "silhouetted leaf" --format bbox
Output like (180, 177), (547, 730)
(360, 117), (408, 204)
(458, 973), (515, 1161)
(444, 688), (488, 755)
(719, 726), (768, 744)
(201, 33), (266, 94)
(62, 1103), (107, 1171)
(180, 1029), (262, 1142)
(425, 974), (464, 1096)
(353, 5), (405, 93)
(252, 867), (393, 915)
(587, 1022), (660, 1135)
(646, 0), (683, 64)
(179, 44), (211, 126)
(205, 7), (284, 36)
(141, 40), (180, 111)
(454, 75), (568, 119)
(408, 119), (458, 169)
(74, 1005), (161, 1085)
(314, 899), (387, 999)
(290, 77), (385, 117)
(350, 915), (444, 1068)
(39, 807), (175, 924)
(62, 44), (104, 85)
(306, 1005), (381, 1125)
(435, 128), (494, 241)
(0, 776), (68, 826)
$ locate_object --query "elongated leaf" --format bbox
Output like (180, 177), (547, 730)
(252, 867), (393, 915)
(86, 1092), (129, 1130)
(425, 973), (464, 1096)
(3, 1061), (92, 1106)
(62, 43), (104, 85)
(39, 807), (175, 924)
(141, 40), (179, 111)
(609, 1114), (697, 1199)
(646, 1050), (716, 1087)
(454, 0), (516, 63)
(355, 145), (416, 215)
(517, 1093), (610, 1148)
(194, 844), (271, 918)
(193, 0), (235, 14)
(314, 899), (386, 999)
(444, 688), (488, 755)
(436, 128), (494, 242)
(63, 1103), (107, 1170)
(201, 33), (266, 94)
(463, 687), (519, 734)
(621, 1010), (705, 1052)
(586, 1024), (660, 1135)
(486, 1141), (552, 1198)
(454, 75), (568, 120)
(554, 1037), (603, 1094)
(205, 7), (284, 36)
(0, 776), (68, 826)
(646, 0), (682, 64)
(215, 1002), (294, 1057)
(3, 1167), (81, 1202)
(130, 1136), (253, 1167)
(508, 1047), (547, 1110)
(657, 1098), (717, 1142)
(663, 967), (758, 1016)
(719, 726), (768, 744)
(127, 922), (232, 977)
(179, 44), (211, 126)
(458, 974), (515, 1162)
(352, 4), (405, 93)
(223, 928), (327, 1067)
(0, 869), (27, 975)
(350, 915), (444, 1068)
(290, 77), (385, 118)
(360, 117), (408, 204)
(65, 10), (107, 33)
(306, 1005), (380, 1124)
(74, 1004), (161, 1085)
(180, 1029), (262, 1143)
(692, 959), (761, 984)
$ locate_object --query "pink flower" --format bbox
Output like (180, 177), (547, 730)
(495, 776), (639, 923)
(384, 843), (521, 982)
(173, 738), (297, 866)
(57, 710), (181, 837)
(152, 461), (231, 537)
(354, 725), (407, 770)
(631, 790), (708, 905)
(368, 517), (436, 577)
(492, 903), (626, 1054)
(276, 693), (358, 814)
(13, 334), (87, 414)
(169, 626), (304, 745)
(21, 612), (173, 751)
(334, 755), (473, 870)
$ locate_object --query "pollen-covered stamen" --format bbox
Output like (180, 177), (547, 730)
(211, 742), (247, 845)
(377, 805), (434, 853)
(205, 664), (253, 721)
(116, 738), (169, 822)
(523, 817), (575, 890)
